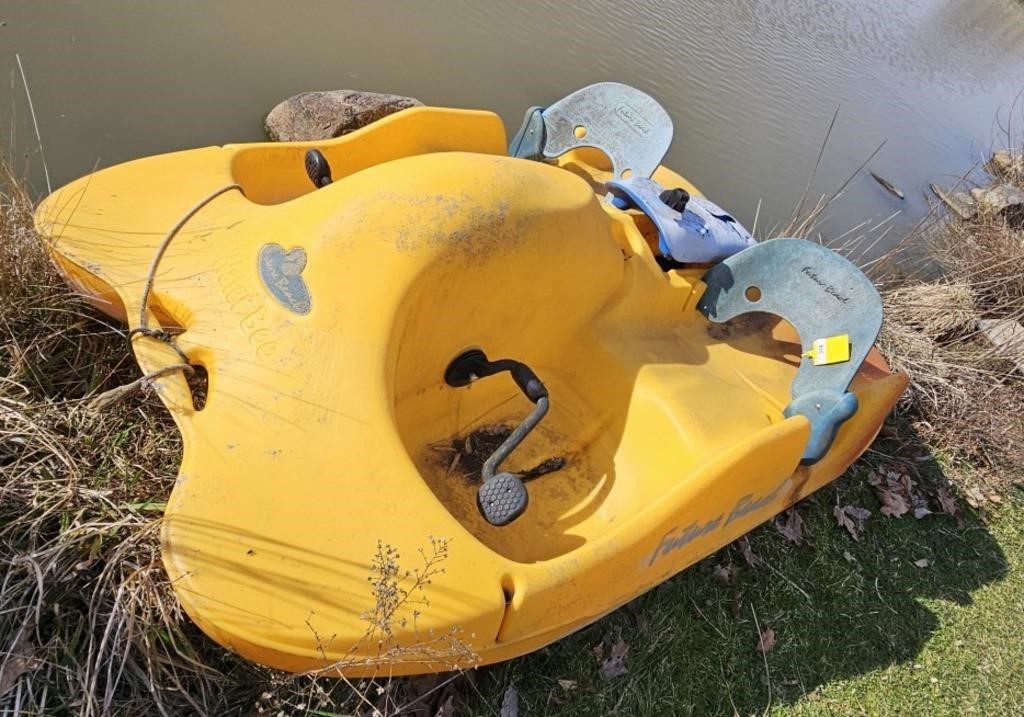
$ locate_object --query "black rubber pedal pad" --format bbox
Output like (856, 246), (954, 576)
(477, 472), (528, 526)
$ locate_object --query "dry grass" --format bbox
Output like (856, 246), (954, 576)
(777, 127), (1024, 489)
(875, 157), (1024, 485)
(0, 156), (287, 715)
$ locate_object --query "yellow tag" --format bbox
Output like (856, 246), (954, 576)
(802, 334), (851, 366)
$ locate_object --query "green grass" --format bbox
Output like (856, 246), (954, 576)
(464, 468), (1023, 716)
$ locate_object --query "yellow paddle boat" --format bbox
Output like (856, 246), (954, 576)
(34, 84), (906, 676)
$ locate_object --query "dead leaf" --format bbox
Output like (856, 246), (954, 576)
(406, 674), (454, 715)
(842, 550), (860, 567)
(738, 536), (763, 568)
(898, 471), (914, 495)
(592, 643), (604, 663)
(913, 558), (931, 569)
(599, 639), (629, 680)
(0, 624), (38, 696)
(834, 504), (871, 540)
(965, 486), (986, 508)
(557, 679), (577, 691)
(937, 486), (958, 516)
(872, 463), (942, 521)
(845, 505), (871, 521)
(831, 510), (856, 536)
(877, 488), (910, 518)
(499, 684), (518, 717)
(713, 563), (737, 584)
(936, 485), (965, 527)
(729, 591), (744, 618)
(756, 627), (776, 654)
(911, 493), (932, 519)
(774, 509), (804, 545)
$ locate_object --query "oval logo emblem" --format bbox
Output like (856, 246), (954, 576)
(258, 244), (312, 315)
(614, 103), (652, 138)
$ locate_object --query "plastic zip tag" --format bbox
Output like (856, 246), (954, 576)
(802, 335), (851, 366)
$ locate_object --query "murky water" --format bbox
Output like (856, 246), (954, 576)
(2, 0), (1024, 253)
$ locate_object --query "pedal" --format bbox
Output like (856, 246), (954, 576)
(478, 472), (529, 526)
(445, 349), (550, 527)
(697, 238), (883, 464)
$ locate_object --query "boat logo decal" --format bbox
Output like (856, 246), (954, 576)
(214, 255), (280, 358)
(644, 477), (793, 568)
(258, 244), (312, 315)
(800, 266), (850, 304)
(615, 104), (652, 138)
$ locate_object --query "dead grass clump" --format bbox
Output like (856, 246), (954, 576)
(0, 154), (259, 715)
(884, 281), (977, 339)
(937, 214), (1024, 315)
(877, 155), (1024, 485)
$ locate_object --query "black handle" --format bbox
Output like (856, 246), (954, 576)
(304, 149), (333, 188)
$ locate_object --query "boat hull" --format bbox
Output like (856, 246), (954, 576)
(34, 106), (905, 676)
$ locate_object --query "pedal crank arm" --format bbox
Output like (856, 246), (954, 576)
(445, 349), (551, 525)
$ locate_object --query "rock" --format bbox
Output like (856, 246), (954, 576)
(970, 183), (1024, 209)
(929, 183), (977, 220)
(987, 150), (1024, 178)
(264, 90), (423, 141)
(976, 318), (1024, 375)
(970, 183), (1024, 227)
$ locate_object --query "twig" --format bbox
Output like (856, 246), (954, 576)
(396, 672), (463, 714)
(874, 577), (899, 615)
(719, 658), (740, 717)
(690, 597), (727, 639)
(750, 604), (772, 715)
(760, 559), (812, 603)
(15, 53), (50, 194)
(792, 107), (839, 224)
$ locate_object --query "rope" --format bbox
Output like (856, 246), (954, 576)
(88, 363), (196, 410)
(93, 183), (243, 409)
(128, 183), (242, 361)
(134, 183), (242, 333)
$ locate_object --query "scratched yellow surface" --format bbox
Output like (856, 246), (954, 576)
(34, 107), (906, 676)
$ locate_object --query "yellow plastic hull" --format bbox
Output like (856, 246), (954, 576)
(35, 106), (905, 676)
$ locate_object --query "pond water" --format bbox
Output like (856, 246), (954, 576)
(3, 0), (1024, 255)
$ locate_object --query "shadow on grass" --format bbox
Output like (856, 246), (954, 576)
(452, 421), (1010, 716)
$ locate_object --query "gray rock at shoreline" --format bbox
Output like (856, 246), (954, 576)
(971, 183), (1024, 227)
(265, 90), (423, 141)
(988, 150), (1024, 178)
(929, 183), (977, 221)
